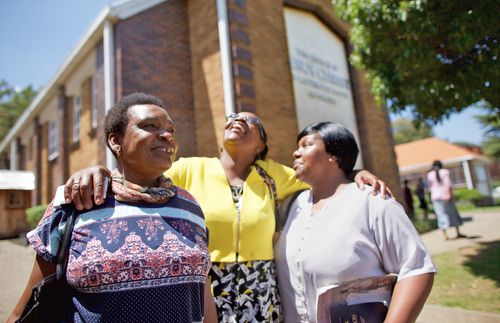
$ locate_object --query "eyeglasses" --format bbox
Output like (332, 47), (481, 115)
(226, 113), (262, 126)
(226, 113), (266, 141)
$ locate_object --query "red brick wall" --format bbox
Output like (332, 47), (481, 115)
(188, 0), (225, 157)
(114, 0), (196, 157)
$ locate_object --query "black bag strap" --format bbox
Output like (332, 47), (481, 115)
(278, 189), (307, 232)
(254, 164), (280, 232)
(254, 164), (308, 234)
(55, 205), (77, 284)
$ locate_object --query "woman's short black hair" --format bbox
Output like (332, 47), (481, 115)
(104, 92), (166, 156)
(297, 122), (359, 175)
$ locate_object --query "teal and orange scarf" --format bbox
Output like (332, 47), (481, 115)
(111, 169), (176, 203)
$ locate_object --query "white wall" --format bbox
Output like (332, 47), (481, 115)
(284, 7), (363, 168)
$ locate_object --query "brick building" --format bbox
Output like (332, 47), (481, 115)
(0, 0), (400, 206)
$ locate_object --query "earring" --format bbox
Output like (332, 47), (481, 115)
(115, 147), (121, 157)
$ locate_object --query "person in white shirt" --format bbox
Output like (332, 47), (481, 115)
(274, 122), (435, 323)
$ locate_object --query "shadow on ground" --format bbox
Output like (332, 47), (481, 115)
(460, 216), (473, 222)
(463, 240), (500, 286)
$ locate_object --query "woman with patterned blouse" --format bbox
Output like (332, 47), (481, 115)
(8, 93), (217, 323)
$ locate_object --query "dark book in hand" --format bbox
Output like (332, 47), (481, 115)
(328, 302), (388, 323)
(317, 274), (398, 323)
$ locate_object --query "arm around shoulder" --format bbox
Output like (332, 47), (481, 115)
(64, 165), (111, 210)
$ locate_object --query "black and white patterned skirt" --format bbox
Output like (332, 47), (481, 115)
(210, 260), (281, 322)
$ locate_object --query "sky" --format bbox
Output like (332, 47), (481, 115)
(0, 0), (488, 145)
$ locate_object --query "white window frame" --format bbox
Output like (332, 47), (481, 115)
(48, 120), (59, 160)
(91, 76), (98, 129)
(73, 95), (81, 143)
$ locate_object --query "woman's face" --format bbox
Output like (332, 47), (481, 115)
(116, 104), (178, 179)
(293, 133), (332, 184)
(223, 112), (264, 153)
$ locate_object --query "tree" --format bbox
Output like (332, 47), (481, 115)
(475, 111), (500, 161)
(332, 0), (499, 124)
(0, 80), (38, 142)
(391, 117), (433, 144)
(481, 136), (500, 161)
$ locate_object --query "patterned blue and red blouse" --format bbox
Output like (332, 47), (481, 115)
(27, 186), (211, 323)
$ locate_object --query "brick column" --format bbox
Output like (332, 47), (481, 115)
(227, 0), (256, 113)
(56, 86), (71, 185)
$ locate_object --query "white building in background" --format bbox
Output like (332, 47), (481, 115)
(395, 137), (492, 197)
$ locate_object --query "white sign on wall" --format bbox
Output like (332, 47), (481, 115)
(284, 7), (363, 168)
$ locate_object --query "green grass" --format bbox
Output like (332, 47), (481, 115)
(427, 241), (500, 313)
(456, 204), (500, 213)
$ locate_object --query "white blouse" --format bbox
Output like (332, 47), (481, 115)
(274, 183), (436, 323)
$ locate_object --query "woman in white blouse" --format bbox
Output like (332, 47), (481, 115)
(274, 122), (435, 323)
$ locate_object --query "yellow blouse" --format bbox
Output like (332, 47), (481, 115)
(165, 157), (309, 262)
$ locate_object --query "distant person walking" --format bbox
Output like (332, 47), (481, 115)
(416, 178), (429, 220)
(403, 179), (415, 219)
(427, 160), (465, 240)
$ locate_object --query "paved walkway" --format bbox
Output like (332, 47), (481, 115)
(0, 211), (499, 322)
(417, 210), (500, 323)
(0, 235), (34, 321)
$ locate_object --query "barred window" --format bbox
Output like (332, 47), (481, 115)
(48, 120), (58, 160)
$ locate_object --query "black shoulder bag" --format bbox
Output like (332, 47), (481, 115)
(16, 205), (76, 323)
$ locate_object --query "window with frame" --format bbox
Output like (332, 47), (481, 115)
(48, 120), (58, 160)
(7, 191), (24, 208)
(449, 165), (466, 187)
(91, 77), (98, 129)
(73, 95), (81, 143)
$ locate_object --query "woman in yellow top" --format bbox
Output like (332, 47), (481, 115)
(64, 112), (388, 322)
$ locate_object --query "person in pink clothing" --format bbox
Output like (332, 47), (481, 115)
(427, 160), (465, 240)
